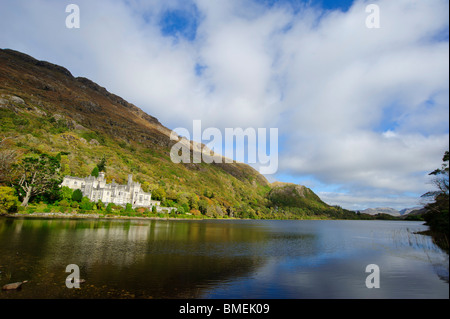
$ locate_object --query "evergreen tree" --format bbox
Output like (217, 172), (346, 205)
(72, 189), (83, 202)
(91, 166), (99, 177)
(97, 156), (107, 172)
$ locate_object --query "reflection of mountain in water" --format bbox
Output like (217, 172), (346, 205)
(0, 218), (318, 299)
(1, 219), (447, 299)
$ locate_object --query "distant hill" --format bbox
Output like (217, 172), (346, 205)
(360, 206), (427, 219)
(0, 48), (359, 219)
(361, 207), (401, 217)
(267, 182), (360, 219)
(399, 207), (424, 215)
(400, 207), (427, 220)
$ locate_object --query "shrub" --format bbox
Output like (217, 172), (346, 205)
(59, 199), (70, 207)
(182, 203), (190, 213)
(79, 197), (94, 210)
(97, 200), (105, 210)
(0, 186), (19, 214)
(43, 205), (52, 213)
(71, 201), (79, 208)
(106, 202), (114, 213)
(169, 211), (177, 218)
(136, 207), (146, 214)
(190, 209), (201, 216)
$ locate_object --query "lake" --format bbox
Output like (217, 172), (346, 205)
(0, 218), (448, 299)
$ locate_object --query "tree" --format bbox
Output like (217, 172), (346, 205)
(72, 189), (83, 202)
(97, 199), (105, 210)
(59, 155), (71, 177)
(198, 199), (209, 215)
(177, 206), (185, 214)
(152, 187), (166, 201)
(0, 137), (18, 185)
(421, 151), (449, 251)
(0, 186), (19, 214)
(60, 186), (73, 201)
(423, 151), (449, 200)
(106, 203), (114, 214)
(91, 166), (99, 178)
(97, 156), (107, 172)
(189, 193), (199, 210)
(425, 151), (449, 197)
(125, 203), (134, 213)
(15, 153), (61, 207)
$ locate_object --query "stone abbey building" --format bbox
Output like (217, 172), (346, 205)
(61, 172), (155, 208)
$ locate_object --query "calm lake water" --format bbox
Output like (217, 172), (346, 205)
(0, 218), (448, 299)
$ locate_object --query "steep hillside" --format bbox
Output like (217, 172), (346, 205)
(0, 48), (356, 219)
(267, 182), (358, 219)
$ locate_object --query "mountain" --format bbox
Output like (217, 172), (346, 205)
(0, 48), (356, 219)
(269, 182), (328, 208)
(399, 207), (424, 215)
(399, 207), (427, 220)
(359, 206), (427, 218)
(360, 207), (401, 217)
(0, 48), (266, 217)
(267, 182), (360, 219)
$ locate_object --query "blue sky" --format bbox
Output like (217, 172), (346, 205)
(0, 0), (448, 210)
(158, 0), (356, 41)
(159, 5), (200, 41)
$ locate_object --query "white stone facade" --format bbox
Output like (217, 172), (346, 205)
(61, 172), (156, 208)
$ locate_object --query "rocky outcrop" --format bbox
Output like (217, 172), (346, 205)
(2, 280), (28, 290)
(2, 49), (73, 77)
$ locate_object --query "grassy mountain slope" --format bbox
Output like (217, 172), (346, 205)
(0, 48), (357, 219)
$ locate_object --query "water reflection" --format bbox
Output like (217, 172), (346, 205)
(0, 218), (448, 299)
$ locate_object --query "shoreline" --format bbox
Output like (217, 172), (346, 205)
(1, 212), (420, 222)
(3, 212), (207, 221)
(1, 212), (244, 222)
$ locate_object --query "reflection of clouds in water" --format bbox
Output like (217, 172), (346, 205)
(202, 221), (449, 299)
(205, 252), (449, 299)
(387, 227), (449, 283)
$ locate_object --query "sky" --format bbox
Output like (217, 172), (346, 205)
(0, 0), (448, 211)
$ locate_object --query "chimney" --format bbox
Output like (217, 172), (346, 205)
(128, 174), (133, 186)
